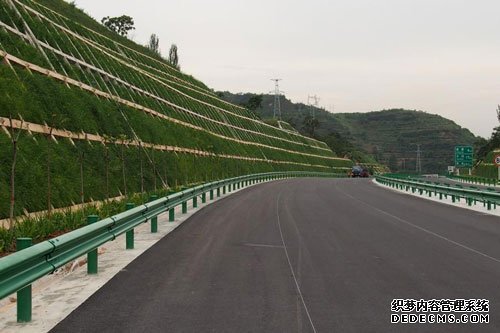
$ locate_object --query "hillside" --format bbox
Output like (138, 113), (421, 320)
(0, 0), (351, 219)
(471, 126), (500, 178)
(221, 92), (479, 173)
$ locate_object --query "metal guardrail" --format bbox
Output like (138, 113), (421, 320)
(0, 171), (343, 322)
(376, 175), (500, 210)
(447, 174), (499, 187)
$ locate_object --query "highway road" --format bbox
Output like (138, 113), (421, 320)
(51, 178), (500, 332)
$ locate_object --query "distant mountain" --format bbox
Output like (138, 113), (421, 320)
(220, 92), (480, 173)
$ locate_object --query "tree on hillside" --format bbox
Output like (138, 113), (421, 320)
(475, 106), (500, 161)
(388, 154), (398, 171)
(117, 134), (128, 196)
(169, 44), (179, 69)
(244, 95), (263, 111)
(101, 15), (135, 37)
(147, 33), (160, 55)
(46, 114), (68, 216)
(476, 126), (500, 161)
(302, 114), (320, 137)
(8, 115), (23, 227)
(323, 132), (354, 157)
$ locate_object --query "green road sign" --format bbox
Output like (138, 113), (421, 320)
(454, 145), (473, 168)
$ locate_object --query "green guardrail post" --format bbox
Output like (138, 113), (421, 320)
(149, 195), (158, 233)
(210, 189), (214, 200)
(126, 203), (135, 249)
(222, 185), (226, 195)
(169, 207), (175, 222)
(193, 195), (198, 208)
(17, 237), (32, 323)
(202, 192), (206, 203)
(87, 215), (99, 274)
(182, 201), (188, 214)
(487, 201), (492, 210)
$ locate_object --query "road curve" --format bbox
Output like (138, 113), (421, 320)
(51, 178), (500, 332)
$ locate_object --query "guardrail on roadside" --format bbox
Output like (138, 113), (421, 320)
(376, 175), (500, 211)
(447, 174), (499, 187)
(0, 171), (344, 323)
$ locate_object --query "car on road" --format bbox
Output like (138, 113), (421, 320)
(360, 168), (370, 178)
(350, 166), (370, 178)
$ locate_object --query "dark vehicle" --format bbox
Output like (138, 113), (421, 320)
(350, 166), (362, 177)
(350, 166), (370, 178)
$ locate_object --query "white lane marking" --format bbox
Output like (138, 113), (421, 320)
(242, 243), (284, 249)
(338, 186), (500, 265)
(276, 192), (318, 333)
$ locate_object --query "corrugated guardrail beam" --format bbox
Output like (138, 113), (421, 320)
(376, 175), (500, 210)
(0, 171), (345, 322)
(448, 174), (499, 187)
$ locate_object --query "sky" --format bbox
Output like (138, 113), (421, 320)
(71, 0), (500, 138)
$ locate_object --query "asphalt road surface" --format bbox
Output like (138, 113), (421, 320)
(52, 178), (500, 333)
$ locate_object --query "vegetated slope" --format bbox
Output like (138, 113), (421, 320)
(472, 126), (500, 178)
(474, 150), (499, 178)
(221, 92), (478, 173)
(222, 92), (379, 165)
(332, 111), (479, 173)
(0, 0), (351, 219)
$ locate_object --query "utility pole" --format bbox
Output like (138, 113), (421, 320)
(307, 95), (320, 119)
(416, 144), (422, 174)
(270, 79), (283, 120)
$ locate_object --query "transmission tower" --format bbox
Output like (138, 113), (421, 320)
(497, 105), (500, 123)
(307, 95), (320, 119)
(416, 144), (422, 174)
(270, 79), (283, 120)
